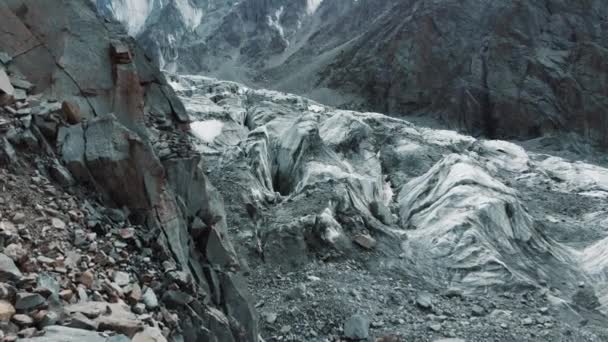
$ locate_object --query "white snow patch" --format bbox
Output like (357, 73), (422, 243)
(382, 179), (394, 206)
(308, 104), (325, 113)
(540, 157), (608, 197)
(420, 128), (476, 147)
(107, 0), (154, 36)
(191, 120), (224, 143)
(267, 6), (286, 40)
(174, 0), (204, 30)
(306, 0), (324, 15)
(475, 140), (530, 173)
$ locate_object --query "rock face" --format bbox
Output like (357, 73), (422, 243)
(97, 0), (608, 146)
(0, 1), (256, 341)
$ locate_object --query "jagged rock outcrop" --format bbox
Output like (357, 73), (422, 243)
(0, 0), (257, 340)
(98, 0), (608, 146)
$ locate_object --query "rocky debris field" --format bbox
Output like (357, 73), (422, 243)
(0, 1), (259, 341)
(171, 74), (608, 341)
(0, 69), (175, 341)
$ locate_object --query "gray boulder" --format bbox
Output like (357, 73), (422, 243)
(343, 314), (370, 340)
(0, 253), (22, 282)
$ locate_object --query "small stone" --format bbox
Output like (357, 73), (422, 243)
(161, 261), (176, 272)
(0, 283), (16, 301)
(280, 325), (291, 334)
(522, 317), (534, 326)
(34, 310), (58, 328)
(17, 327), (36, 338)
(59, 289), (73, 301)
(0, 52), (12, 64)
(11, 314), (33, 326)
(132, 327), (167, 342)
(306, 275), (321, 282)
(416, 291), (433, 310)
(74, 230), (87, 247)
(428, 323), (442, 332)
(132, 303), (146, 315)
(10, 78), (33, 91)
(0, 221), (17, 236)
(11, 213), (25, 224)
(77, 287), (88, 302)
(36, 273), (60, 297)
(65, 312), (98, 331)
(127, 283), (142, 303)
(353, 234), (377, 250)
(263, 312), (278, 324)
(113, 241), (128, 249)
(113, 271), (130, 287)
(371, 321), (384, 328)
(61, 101), (81, 125)
(344, 314), (370, 340)
(36, 256), (56, 265)
(285, 284), (307, 301)
(15, 108), (31, 116)
(3, 243), (26, 262)
(119, 228), (135, 240)
(15, 293), (46, 311)
(51, 218), (66, 229)
(142, 288), (158, 309)
(471, 305), (485, 316)
(0, 300), (16, 320)
(79, 270), (95, 288)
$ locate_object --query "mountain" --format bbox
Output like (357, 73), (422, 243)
(0, 0), (607, 341)
(97, 0), (608, 147)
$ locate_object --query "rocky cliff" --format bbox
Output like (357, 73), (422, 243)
(0, 0), (256, 340)
(98, 0), (608, 147)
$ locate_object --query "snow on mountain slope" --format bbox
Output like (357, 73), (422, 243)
(97, 0), (608, 147)
(96, 0), (157, 35)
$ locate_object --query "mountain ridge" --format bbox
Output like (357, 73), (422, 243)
(97, 0), (608, 147)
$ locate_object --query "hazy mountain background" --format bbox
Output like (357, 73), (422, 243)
(97, 0), (608, 146)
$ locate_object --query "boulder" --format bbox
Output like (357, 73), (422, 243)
(0, 137), (16, 166)
(18, 326), (110, 342)
(343, 314), (370, 340)
(142, 288), (158, 309)
(0, 253), (22, 281)
(61, 101), (81, 125)
(57, 124), (89, 182)
(15, 293), (46, 311)
(0, 68), (14, 96)
(0, 300), (15, 321)
(84, 115), (163, 210)
(132, 327), (167, 342)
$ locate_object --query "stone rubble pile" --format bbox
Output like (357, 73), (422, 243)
(0, 1), (259, 340)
